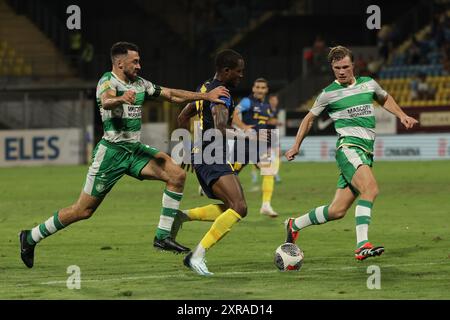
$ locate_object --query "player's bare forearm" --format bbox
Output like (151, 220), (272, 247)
(160, 86), (229, 104)
(382, 95), (407, 119)
(177, 103), (197, 129)
(101, 90), (134, 110)
(161, 88), (200, 103)
(102, 97), (122, 110)
(212, 104), (229, 135)
(285, 112), (315, 160)
(382, 94), (419, 129)
(293, 112), (315, 149)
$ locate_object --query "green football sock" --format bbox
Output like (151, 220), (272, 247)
(355, 200), (372, 248)
(155, 189), (183, 240)
(27, 211), (65, 245)
(292, 205), (330, 231)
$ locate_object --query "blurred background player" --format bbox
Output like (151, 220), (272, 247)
(19, 41), (230, 268)
(176, 49), (247, 275)
(232, 78), (280, 217)
(249, 93), (282, 187)
(285, 46), (418, 261)
(268, 94), (283, 183)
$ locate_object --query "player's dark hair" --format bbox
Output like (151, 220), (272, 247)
(215, 49), (243, 70)
(110, 42), (139, 61)
(254, 77), (268, 85)
(328, 45), (354, 63)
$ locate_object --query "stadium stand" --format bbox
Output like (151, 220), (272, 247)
(0, 0), (74, 79)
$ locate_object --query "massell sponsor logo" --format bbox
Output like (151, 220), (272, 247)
(346, 105), (372, 118)
(384, 147), (420, 157)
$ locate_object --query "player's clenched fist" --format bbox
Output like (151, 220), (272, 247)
(285, 147), (299, 161)
(400, 115), (419, 130)
(121, 90), (136, 104)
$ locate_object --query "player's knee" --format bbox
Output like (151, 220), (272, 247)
(169, 169), (186, 189)
(74, 206), (95, 220)
(361, 182), (379, 200)
(229, 200), (247, 218)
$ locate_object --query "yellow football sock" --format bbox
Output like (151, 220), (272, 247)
(262, 175), (274, 203)
(186, 204), (223, 221)
(200, 209), (241, 249)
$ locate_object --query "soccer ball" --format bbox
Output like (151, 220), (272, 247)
(274, 243), (304, 271)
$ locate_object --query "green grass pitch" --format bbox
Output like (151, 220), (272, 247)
(0, 161), (449, 299)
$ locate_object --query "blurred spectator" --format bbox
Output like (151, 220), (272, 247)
(406, 36), (422, 65)
(431, 11), (447, 48)
(312, 35), (328, 74)
(377, 24), (393, 61)
(69, 31), (82, 67)
(355, 54), (369, 76)
(303, 48), (314, 71)
(81, 42), (94, 65)
(410, 73), (435, 100)
(367, 55), (383, 77)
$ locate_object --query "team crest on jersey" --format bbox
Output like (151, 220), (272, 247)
(96, 183), (105, 193)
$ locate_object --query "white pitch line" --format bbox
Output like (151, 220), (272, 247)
(33, 261), (449, 286)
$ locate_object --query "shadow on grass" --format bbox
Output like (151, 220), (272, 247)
(385, 245), (433, 258)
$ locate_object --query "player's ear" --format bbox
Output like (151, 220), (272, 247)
(116, 56), (125, 70)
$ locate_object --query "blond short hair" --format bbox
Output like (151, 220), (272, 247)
(327, 46), (354, 63)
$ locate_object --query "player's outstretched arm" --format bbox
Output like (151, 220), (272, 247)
(177, 103), (197, 129)
(381, 94), (419, 129)
(101, 89), (135, 110)
(285, 111), (316, 161)
(159, 86), (230, 104)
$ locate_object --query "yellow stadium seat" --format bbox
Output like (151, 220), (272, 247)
(16, 57), (24, 65)
(418, 100), (428, 107)
(6, 48), (16, 59)
(1, 65), (10, 76)
(404, 99), (413, 106)
(23, 64), (32, 76)
(12, 65), (22, 76)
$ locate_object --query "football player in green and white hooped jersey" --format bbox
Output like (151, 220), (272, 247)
(19, 42), (230, 268)
(285, 46), (418, 260)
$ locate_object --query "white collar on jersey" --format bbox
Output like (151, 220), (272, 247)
(334, 77), (357, 88)
(111, 71), (132, 85)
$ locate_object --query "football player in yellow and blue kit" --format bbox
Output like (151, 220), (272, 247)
(176, 49), (250, 275)
(268, 94), (282, 183)
(232, 78), (280, 217)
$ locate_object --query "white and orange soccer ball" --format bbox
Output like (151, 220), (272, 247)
(274, 243), (304, 271)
